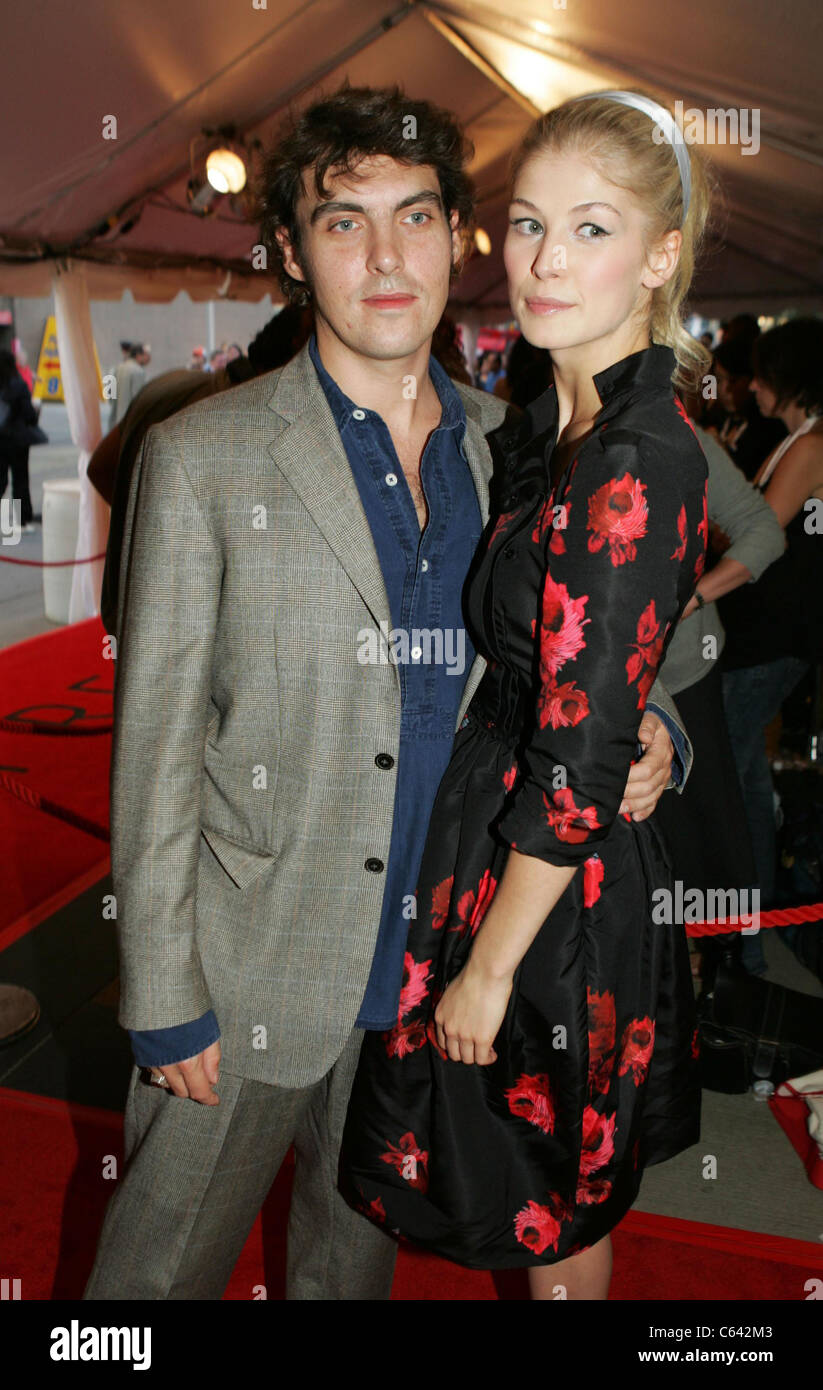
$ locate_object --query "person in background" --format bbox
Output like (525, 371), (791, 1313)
(653, 417), (785, 986)
(431, 314), (471, 385)
(0, 348), (40, 532)
(89, 305), (313, 638)
(478, 350), (504, 392)
(188, 345), (207, 370)
(108, 342), (150, 429)
(12, 339), (34, 393)
(709, 337), (786, 480)
(719, 316), (823, 971)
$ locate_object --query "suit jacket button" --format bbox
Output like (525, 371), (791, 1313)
(365, 857), (385, 873)
(375, 753), (395, 769)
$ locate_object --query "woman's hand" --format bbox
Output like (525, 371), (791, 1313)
(434, 959), (513, 1065)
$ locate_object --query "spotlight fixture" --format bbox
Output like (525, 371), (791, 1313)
(474, 227), (492, 255)
(187, 127), (250, 216)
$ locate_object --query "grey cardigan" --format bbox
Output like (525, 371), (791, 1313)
(659, 424), (786, 694)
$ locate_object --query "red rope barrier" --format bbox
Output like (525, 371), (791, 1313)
(0, 552), (106, 566)
(686, 902), (823, 937)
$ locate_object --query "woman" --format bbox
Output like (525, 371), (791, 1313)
(0, 348), (39, 532)
(339, 91), (712, 1299)
(719, 317), (823, 966)
(654, 420), (785, 985)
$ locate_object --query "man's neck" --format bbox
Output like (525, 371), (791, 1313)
(313, 320), (441, 432)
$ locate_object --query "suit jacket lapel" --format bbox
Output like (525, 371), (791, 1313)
(454, 387), (493, 725)
(266, 345), (394, 637)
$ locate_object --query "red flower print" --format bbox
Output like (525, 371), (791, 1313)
(583, 855), (605, 908)
(576, 1174), (613, 1206)
(425, 1014), (448, 1060)
(670, 503), (687, 561)
(505, 1072), (556, 1135)
(587, 473), (648, 566)
(538, 572), (590, 681)
(368, 1196), (386, 1224)
(503, 762), (518, 792)
(513, 1193), (572, 1255)
(538, 679), (590, 730)
(694, 482), (709, 581)
(542, 786), (600, 843)
(380, 1132), (429, 1192)
(625, 600), (668, 709)
(674, 394), (698, 437)
(385, 1018), (428, 1059)
(531, 498), (554, 544)
(587, 987), (616, 1097)
(580, 1106), (616, 1176)
(618, 1017), (655, 1085)
(397, 952), (432, 1021)
(449, 868), (498, 939)
(430, 875), (454, 931)
(690, 1025), (700, 1060)
(489, 509), (518, 547)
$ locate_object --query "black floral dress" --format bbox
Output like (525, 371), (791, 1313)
(339, 346), (709, 1269)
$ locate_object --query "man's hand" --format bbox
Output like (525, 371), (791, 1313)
(154, 1039), (221, 1104)
(618, 711), (673, 822)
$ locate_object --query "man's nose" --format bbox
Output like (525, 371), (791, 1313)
(366, 227), (403, 276)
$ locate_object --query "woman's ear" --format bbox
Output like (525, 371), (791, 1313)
(642, 228), (682, 290)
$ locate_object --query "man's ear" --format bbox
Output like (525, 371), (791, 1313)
(275, 226), (307, 286)
(449, 208), (467, 274)
(642, 228), (682, 290)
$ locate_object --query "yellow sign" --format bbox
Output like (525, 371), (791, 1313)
(32, 314), (105, 402)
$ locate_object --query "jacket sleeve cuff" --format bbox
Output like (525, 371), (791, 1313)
(645, 701), (687, 789)
(128, 1010), (220, 1068)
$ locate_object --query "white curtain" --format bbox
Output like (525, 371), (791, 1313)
(51, 260), (108, 622)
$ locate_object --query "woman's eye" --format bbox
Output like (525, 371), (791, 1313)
(577, 222), (609, 239)
(509, 218), (543, 236)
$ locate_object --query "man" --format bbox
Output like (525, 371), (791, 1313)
(108, 342), (151, 429)
(84, 86), (692, 1302)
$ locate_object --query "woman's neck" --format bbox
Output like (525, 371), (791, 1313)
(778, 400), (818, 435)
(551, 327), (652, 438)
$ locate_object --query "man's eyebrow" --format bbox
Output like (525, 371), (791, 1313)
(509, 197), (622, 218)
(309, 189), (443, 225)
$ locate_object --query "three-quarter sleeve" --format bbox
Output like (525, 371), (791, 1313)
(497, 429), (706, 866)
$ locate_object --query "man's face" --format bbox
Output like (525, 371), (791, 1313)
(716, 365), (750, 414)
(277, 155), (462, 362)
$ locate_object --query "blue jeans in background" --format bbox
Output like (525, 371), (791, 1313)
(722, 655), (810, 973)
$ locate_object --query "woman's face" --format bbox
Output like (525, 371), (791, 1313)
(503, 148), (677, 356)
(749, 376), (779, 416)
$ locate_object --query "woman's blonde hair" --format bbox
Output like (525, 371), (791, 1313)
(509, 91), (718, 394)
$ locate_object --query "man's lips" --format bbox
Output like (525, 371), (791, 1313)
(362, 293), (418, 307)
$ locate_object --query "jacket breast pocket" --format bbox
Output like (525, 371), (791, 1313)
(200, 826), (277, 890)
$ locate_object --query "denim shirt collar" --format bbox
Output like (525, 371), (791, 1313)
(307, 332), (466, 441)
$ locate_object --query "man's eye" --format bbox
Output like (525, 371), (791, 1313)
(404, 211), (432, 225)
(577, 223), (609, 239)
(509, 218), (543, 236)
(329, 218), (357, 232)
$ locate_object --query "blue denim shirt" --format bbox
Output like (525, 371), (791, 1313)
(129, 343), (686, 1065)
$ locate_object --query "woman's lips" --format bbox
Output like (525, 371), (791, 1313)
(525, 298), (575, 315)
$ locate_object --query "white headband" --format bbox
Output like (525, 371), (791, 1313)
(567, 90), (691, 225)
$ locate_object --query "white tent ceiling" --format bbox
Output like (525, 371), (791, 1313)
(2, 0), (821, 316)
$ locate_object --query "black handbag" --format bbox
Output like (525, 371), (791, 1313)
(697, 956), (823, 1094)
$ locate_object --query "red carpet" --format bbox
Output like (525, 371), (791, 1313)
(2, 1088), (820, 1302)
(0, 618), (111, 949)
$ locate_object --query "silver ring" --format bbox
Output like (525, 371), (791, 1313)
(149, 1068), (170, 1088)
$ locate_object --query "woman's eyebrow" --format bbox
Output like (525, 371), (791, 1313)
(508, 197), (622, 218)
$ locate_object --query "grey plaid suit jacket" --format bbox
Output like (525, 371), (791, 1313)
(111, 342), (691, 1088)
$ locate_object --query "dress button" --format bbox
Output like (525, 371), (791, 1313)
(504, 546), (516, 559)
(421, 558), (429, 572)
(352, 408), (366, 420)
(365, 857), (385, 873)
(375, 753), (395, 769)
(385, 472), (398, 486)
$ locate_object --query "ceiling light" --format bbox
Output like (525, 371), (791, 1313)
(206, 147), (247, 195)
(474, 227), (492, 255)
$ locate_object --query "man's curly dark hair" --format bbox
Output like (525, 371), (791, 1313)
(257, 85), (476, 303)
